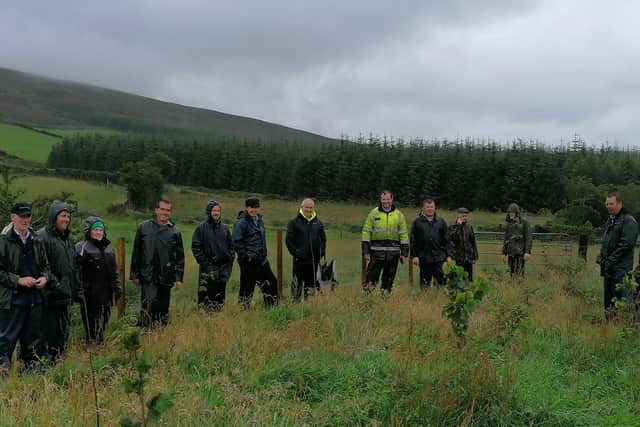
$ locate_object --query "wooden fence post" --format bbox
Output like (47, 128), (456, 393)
(116, 237), (126, 318)
(277, 230), (283, 296)
(578, 234), (589, 261)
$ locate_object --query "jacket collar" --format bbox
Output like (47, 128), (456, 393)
(298, 209), (317, 222)
(377, 204), (397, 214)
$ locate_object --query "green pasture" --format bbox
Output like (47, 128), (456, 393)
(0, 123), (60, 163)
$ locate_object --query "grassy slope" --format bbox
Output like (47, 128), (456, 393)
(0, 67), (334, 144)
(0, 123), (61, 163)
(1, 176), (638, 426)
(0, 124), (128, 164)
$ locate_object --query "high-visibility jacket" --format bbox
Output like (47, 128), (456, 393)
(361, 205), (409, 259)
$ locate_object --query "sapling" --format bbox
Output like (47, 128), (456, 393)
(442, 262), (490, 347)
(118, 324), (175, 427)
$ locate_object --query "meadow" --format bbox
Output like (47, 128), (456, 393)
(0, 124), (61, 163)
(0, 176), (638, 426)
(0, 124), (123, 164)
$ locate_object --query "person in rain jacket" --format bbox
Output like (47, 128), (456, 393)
(361, 191), (409, 294)
(191, 201), (234, 312)
(0, 203), (50, 374)
(130, 199), (184, 327)
(598, 192), (638, 317)
(37, 200), (80, 363)
(410, 199), (451, 288)
(232, 197), (278, 309)
(501, 203), (532, 276)
(448, 207), (479, 281)
(76, 216), (121, 344)
(286, 198), (327, 300)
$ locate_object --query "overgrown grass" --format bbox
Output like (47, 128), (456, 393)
(1, 176), (637, 426)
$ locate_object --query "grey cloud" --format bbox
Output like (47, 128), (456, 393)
(1, 1), (639, 145)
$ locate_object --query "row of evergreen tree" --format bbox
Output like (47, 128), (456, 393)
(47, 134), (640, 214)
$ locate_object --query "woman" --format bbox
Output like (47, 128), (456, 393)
(75, 216), (121, 344)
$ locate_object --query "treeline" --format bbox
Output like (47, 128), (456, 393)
(47, 134), (640, 215)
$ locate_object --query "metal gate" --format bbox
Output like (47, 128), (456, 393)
(475, 232), (574, 266)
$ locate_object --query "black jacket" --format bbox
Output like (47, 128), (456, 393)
(37, 200), (80, 306)
(502, 215), (533, 257)
(286, 211), (326, 263)
(76, 216), (121, 306)
(192, 217), (234, 282)
(232, 211), (268, 264)
(410, 213), (450, 263)
(448, 222), (479, 264)
(0, 225), (51, 309)
(599, 208), (638, 278)
(130, 216), (185, 286)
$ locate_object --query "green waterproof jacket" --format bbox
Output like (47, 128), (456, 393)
(130, 217), (185, 286)
(598, 208), (638, 278)
(0, 225), (51, 309)
(37, 200), (80, 305)
(502, 215), (532, 257)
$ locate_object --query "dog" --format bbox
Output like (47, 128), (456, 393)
(316, 259), (338, 292)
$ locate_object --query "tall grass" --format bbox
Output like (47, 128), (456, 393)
(1, 176), (637, 426)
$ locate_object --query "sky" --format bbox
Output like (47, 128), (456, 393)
(2, 1), (639, 145)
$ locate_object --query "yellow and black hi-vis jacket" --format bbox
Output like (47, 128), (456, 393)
(361, 205), (409, 260)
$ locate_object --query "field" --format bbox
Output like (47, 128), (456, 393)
(0, 124), (128, 164)
(0, 123), (61, 163)
(1, 177), (639, 426)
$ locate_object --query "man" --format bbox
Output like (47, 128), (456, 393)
(286, 198), (327, 300)
(130, 199), (184, 327)
(233, 197), (279, 309)
(598, 193), (637, 317)
(361, 191), (409, 294)
(501, 203), (532, 276)
(37, 200), (80, 364)
(448, 207), (479, 281)
(410, 199), (451, 289)
(191, 201), (234, 312)
(0, 203), (49, 374)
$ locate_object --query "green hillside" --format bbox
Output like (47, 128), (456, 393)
(0, 123), (60, 162)
(0, 67), (334, 144)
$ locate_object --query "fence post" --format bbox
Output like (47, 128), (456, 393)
(408, 259), (413, 287)
(116, 237), (126, 318)
(578, 234), (589, 261)
(277, 230), (283, 296)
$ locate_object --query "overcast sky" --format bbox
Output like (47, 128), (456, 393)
(2, 1), (639, 144)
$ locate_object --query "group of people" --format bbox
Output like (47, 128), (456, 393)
(361, 191), (533, 293)
(1, 190), (634, 374)
(0, 201), (120, 374)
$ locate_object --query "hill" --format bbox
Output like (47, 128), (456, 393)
(0, 67), (334, 143)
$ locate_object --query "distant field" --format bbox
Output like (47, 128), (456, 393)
(0, 123), (61, 162)
(0, 123), (130, 163)
(37, 127), (124, 138)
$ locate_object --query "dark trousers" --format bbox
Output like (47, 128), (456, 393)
(198, 279), (227, 312)
(291, 259), (319, 301)
(0, 304), (44, 372)
(603, 274), (628, 312)
(457, 262), (474, 282)
(239, 260), (279, 309)
(140, 284), (172, 328)
(508, 256), (525, 276)
(419, 261), (445, 290)
(44, 304), (71, 363)
(80, 301), (111, 344)
(365, 256), (399, 293)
